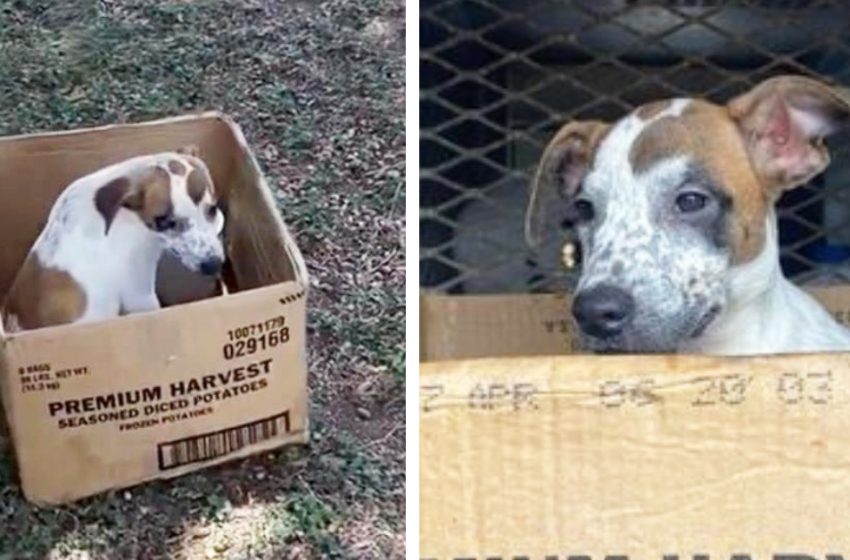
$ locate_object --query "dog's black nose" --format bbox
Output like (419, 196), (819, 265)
(199, 257), (223, 276)
(572, 284), (635, 339)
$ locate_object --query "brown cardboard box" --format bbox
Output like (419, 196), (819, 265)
(0, 113), (309, 505)
(420, 291), (850, 558)
(420, 287), (850, 361)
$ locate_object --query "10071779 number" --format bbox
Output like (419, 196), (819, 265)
(225, 316), (287, 341)
(223, 328), (290, 360)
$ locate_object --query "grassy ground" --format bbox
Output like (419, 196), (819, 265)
(0, 1), (405, 558)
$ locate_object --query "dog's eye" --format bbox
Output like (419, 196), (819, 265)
(675, 191), (708, 213)
(153, 215), (177, 232)
(206, 203), (219, 220)
(573, 199), (595, 222)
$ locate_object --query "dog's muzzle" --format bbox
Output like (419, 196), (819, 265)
(572, 284), (635, 340)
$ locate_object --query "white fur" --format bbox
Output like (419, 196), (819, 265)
(25, 153), (224, 325)
(682, 209), (850, 355)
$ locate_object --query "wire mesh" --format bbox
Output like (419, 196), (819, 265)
(420, 0), (850, 294)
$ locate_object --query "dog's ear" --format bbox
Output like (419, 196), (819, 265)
(525, 120), (609, 246)
(177, 144), (201, 157)
(728, 75), (850, 195)
(95, 176), (136, 233)
(95, 168), (170, 232)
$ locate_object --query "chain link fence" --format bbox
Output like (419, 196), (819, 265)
(420, 0), (850, 295)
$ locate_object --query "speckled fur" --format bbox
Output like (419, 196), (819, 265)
(155, 157), (224, 272)
(575, 99), (729, 352)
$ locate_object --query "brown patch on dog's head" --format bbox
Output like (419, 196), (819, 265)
(94, 167), (173, 232)
(186, 162), (215, 205)
(526, 120), (611, 246)
(629, 114), (687, 176)
(627, 100), (769, 262)
(705, 75), (850, 263)
(168, 159), (187, 175)
(626, 76), (850, 263)
(635, 100), (672, 121)
(129, 167), (173, 227)
(4, 253), (87, 330)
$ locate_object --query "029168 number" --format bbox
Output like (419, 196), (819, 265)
(223, 328), (290, 360)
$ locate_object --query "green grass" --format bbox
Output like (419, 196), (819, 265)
(0, 427), (403, 558)
(313, 288), (405, 383)
(0, 1), (405, 558)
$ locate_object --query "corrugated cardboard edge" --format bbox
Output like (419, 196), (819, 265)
(420, 285), (850, 361)
(215, 113), (310, 288)
(0, 111), (227, 145)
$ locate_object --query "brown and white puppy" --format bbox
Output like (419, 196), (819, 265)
(3, 146), (225, 331)
(527, 75), (850, 355)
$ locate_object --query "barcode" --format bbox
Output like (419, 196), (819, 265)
(157, 411), (291, 470)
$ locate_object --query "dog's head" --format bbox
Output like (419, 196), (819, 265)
(527, 75), (850, 353)
(96, 145), (226, 276)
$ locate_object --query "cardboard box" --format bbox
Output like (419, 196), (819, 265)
(0, 113), (309, 505)
(420, 287), (850, 361)
(420, 291), (850, 558)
